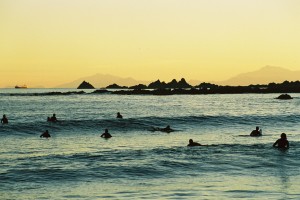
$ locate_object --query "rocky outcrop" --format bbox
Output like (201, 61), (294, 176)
(177, 78), (192, 88)
(276, 94), (293, 100)
(106, 83), (128, 89)
(148, 80), (167, 89)
(91, 89), (110, 94)
(148, 78), (192, 89)
(77, 81), (95, 89)
(129, 84), (148, 90)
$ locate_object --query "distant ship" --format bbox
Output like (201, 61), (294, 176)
(15, 85), (27, 89)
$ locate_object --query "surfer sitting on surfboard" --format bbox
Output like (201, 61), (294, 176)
(187, 139), (201, 147)
(250, 126), (262, 137)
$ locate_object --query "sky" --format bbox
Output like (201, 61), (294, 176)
(1, 0), (300, 87)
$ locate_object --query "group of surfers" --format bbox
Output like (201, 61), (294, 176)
(187, 126), (289, 149)
(2, 113), (289, 149)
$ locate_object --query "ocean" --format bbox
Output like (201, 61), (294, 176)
(0, 89), (299, 199)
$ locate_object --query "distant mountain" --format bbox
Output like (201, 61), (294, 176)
(189, 66), (300, 86)
(56, 74), (150, 88)
(218, 66), (300, 86)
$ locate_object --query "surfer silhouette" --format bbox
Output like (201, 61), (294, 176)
(187, 139), (201, 147)
(101, 129), (112, 138)
(273, 133), (289, 148)
(250, 126), (262, 137)
(50, 114), (58, 122)
(151, 125), (174, 133)
(40, 130), (51, 138)
(117, 112), (123, 119)
(160, 125), (173, 133)
(1, 114), (8, 124)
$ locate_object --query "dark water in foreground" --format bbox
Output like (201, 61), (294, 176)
(0, 89), (300, 199)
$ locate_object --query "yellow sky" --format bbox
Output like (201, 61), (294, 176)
(1, 0), (300, 87)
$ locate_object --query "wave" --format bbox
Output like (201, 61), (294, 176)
(1, 143), (299, 185)
(1, 114), (300, 135)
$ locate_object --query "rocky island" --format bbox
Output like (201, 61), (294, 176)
(77, 81), (95, 89)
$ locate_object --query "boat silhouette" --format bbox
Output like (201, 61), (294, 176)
(15, 85), (27, 89)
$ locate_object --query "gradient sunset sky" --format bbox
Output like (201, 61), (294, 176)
(1, 0), (300, 87)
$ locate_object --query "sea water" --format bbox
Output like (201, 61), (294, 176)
(0, 89), (299, 199)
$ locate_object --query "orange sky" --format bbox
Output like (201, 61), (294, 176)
(1, 0), (300, 87)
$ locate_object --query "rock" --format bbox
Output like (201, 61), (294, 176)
(276, 94), (293, 100)
(129, 84), (148, 90)
(91, 89), (110, 94)
(148, 80), (167, 89)
(77, 81), (95, 89)
(106, 83), (128, 89)
(177, 78), (192, 88)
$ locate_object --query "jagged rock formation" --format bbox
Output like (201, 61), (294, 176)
(177, 78), (192, 88)
(111, 80), (300, 95)
(106, 83), (128, 89)
(148, 78), (192, 89)
(77, 81), (95, 89)
(148, 80), (167, 89)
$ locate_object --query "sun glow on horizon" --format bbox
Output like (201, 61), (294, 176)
(1, 0), (300, 87)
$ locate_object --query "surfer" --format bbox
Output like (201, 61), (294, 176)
(117, 112), (123, 119)
(187, 139), (201, 147)
(250, 126), (262, 137)
(101, 129), (112, 138)
(1, 114), (8, 124)
(40, 130), (51, 138)
(273, 133), (289, 148)
(151, 125), (174, 133)
(160, 125), (174, 133)
(50, 114), (58, 122)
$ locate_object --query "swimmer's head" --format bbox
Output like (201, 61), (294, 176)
(281, 133), (287, 139)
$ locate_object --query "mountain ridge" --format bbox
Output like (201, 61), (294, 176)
(56, 74), (150, 88)
(55, 66), (300, 88)
(215, 66), (300, 86)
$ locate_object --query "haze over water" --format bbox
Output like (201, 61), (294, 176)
(1, 89), (300, 199)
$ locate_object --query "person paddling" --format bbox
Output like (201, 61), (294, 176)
(187, 139), (202, 147)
